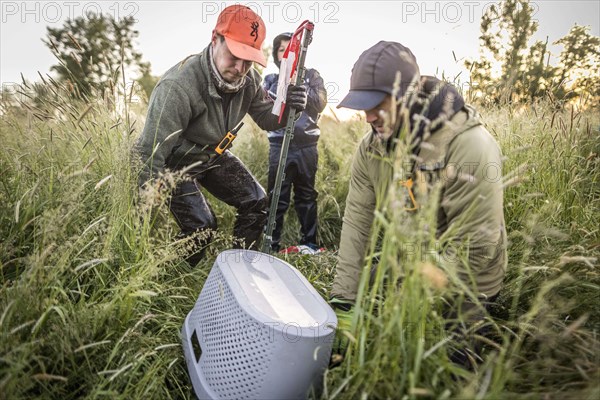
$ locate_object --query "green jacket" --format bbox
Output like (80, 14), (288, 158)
(332, 106), (507, 301)
(135, 45), (283, 185)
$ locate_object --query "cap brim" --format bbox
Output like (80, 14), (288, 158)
(337, 90), (387, 110)
(225, 37), (267, 67)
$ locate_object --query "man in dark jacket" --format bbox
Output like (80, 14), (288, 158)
(134, 5), (307, 265)
(263, 32), (327, 253)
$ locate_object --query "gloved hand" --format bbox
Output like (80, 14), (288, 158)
(285, 84), (307, 112)
(329, 297), (355, 368)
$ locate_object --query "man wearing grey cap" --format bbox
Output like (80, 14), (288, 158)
(331, 41), (507, 368)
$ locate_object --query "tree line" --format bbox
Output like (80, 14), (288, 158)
(2, 1), (599, 109)
(465, 0), (599, 106)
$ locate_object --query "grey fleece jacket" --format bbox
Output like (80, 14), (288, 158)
(135, 45), (284, 185)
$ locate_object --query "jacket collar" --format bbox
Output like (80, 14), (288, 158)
(416, 104), (482, 168)
(366, 104), (483, 167)
(200, 45), (222, 100)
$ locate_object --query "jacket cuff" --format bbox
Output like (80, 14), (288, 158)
(329, 296), (355, 312)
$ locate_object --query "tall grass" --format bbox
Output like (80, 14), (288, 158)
(1, 79), (599, 399)
(327, 100), (600, 398)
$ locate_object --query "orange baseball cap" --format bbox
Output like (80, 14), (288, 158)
(214, 5), (267, 67)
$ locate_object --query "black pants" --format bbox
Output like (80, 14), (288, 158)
(267, 143), (319, 251)
(367, 266), (499, 369)
(444, 294), (499, 370)
(168, 151), (268, 266)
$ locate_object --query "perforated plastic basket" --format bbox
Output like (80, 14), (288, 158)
(182, 249), (337, 399)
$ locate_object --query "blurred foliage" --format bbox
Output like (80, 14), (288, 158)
(465, 0), (600, 107)
(43, 12), (150, 98)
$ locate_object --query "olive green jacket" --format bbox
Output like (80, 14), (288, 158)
(332, 106), (507, 301)
(135, 45), (283, 185)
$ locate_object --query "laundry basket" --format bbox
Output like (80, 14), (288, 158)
(182, 249), (337, 399)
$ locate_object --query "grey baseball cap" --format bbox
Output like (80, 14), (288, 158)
(338, 41), (420, 110)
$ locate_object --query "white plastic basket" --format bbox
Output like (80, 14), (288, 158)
(181, 250), (337, 399)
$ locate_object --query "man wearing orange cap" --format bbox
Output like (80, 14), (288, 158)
(135, 5), (307, 265)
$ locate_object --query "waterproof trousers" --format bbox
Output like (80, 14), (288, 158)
(169, 151), (268, 266)
(267, 143), (319, 251)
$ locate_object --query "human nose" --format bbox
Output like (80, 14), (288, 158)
(365, 109), (379, 123)
(234, 59), (251, 73)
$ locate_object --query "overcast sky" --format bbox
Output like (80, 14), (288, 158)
(1, 1), (599, 117)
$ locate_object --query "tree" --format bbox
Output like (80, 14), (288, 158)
(465, 0), (540, 104)
(465, 1), (599, 107)
(43, 13), (149, 97)
(553, 25), (600, 102)
(497, 0), (538, 102)
(522, 38), (555, 103)
(136, 71), (159, 103)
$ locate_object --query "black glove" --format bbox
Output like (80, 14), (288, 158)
(285, 84), (307, 112)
